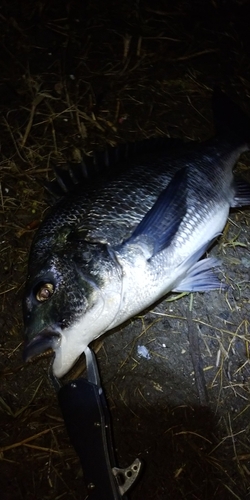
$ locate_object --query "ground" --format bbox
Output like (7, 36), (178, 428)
(0, 1), (250, 499)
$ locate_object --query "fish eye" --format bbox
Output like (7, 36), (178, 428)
(35, 283), (54, 302)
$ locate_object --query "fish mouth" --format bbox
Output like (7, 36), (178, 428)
(23, 331), (61, 363)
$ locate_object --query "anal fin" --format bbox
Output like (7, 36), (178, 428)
(232, 178), (250, 207)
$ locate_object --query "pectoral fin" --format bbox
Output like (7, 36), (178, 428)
(125, 168), (188, 258)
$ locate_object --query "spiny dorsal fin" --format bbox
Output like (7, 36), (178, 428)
(44, 137), (183, 201)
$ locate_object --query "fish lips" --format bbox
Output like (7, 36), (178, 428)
(23, 329), (61, 363)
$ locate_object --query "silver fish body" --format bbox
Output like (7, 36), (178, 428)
(23, 90), (250, 377)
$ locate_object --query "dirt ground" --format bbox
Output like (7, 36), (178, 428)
(0, 1), (250, 499)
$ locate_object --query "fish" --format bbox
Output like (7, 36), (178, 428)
(23, 89), (250, 378)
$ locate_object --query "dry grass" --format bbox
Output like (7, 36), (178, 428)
(0, 1), (250, 499)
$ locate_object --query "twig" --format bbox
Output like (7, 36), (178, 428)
(167, 48), (218, 62)
(0, 428), (58, 452)
(21, 94), (46, 147)
(186, 296), (209, 405)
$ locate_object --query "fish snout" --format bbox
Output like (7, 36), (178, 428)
(23, 328), (61, 363)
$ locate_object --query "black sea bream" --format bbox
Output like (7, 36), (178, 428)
(23, 89), (250, 377)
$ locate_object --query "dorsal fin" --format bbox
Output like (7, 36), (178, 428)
(44, 137), (183, 202)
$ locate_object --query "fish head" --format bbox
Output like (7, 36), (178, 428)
(23, 243), (122, 377)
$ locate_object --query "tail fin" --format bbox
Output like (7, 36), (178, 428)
(212, 87), (250, 147)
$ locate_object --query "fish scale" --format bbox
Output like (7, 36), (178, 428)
(23, 89), (250, 377)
